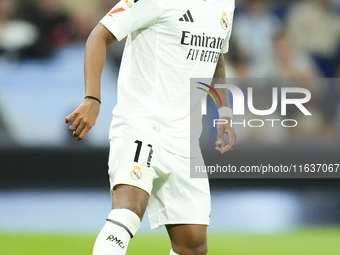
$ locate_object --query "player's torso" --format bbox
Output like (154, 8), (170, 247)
(120, 0), (235, 106)
(112, 0), (235, 155)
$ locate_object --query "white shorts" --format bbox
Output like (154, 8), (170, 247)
(108, 126), (211, 230)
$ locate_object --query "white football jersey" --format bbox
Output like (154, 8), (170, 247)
(100, 0), (235, 156)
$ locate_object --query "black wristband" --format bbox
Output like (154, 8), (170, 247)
(85, 96), (101, 104)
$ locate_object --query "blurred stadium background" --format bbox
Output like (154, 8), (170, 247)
(0, 0), (340, 254)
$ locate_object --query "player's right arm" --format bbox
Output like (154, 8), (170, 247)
(65, 24), (116, 141)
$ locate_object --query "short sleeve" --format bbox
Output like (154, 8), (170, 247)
(100, 0), (162, 41)
(220, 10), (234, 54)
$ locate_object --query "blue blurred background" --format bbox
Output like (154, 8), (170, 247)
(0, 0), (340, 235)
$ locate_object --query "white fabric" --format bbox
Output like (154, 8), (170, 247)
(93, 221), (130, 255)
(169, 249), (180, 255)
(100, 0), (235, 157)
(218, 107), (233, 119)
(92, 209), (140, 255)
(108, 126), (211, 230)
(107, 209), (141, 236)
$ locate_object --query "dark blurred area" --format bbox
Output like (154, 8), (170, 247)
(0, 0), (121, 62)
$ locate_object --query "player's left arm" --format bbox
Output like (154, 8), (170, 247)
(211, 54), (236, 154)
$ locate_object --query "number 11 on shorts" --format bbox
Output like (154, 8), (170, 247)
(134, 140), (153, 167)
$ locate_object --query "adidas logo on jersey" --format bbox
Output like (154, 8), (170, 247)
(179, 10), (194, 22)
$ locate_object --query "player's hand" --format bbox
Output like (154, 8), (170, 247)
(65, 99), (100, 141)
(215, 117), (236, 154)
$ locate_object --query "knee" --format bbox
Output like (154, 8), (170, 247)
(174, 241), (207, 255)
(189, 244), (207, 255)
(168, 224), (208, 255)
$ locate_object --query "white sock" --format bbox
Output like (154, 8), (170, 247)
(169, 249), (179, 255)
(92, 209), (140, 255)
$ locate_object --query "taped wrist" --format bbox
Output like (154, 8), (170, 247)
(218, 107), (233, 119)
